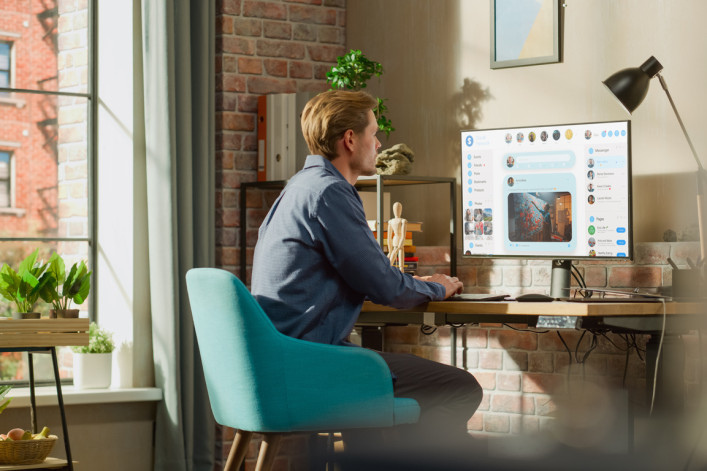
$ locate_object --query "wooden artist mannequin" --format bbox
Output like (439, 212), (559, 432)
(387, 202), (407, 272)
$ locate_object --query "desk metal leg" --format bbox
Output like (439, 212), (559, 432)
(28, 352), (37, 433)
(450, 326), (457, 367)
(50, 347), (73, 470)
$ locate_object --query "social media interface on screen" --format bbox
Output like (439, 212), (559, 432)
(461, 121), (631, 259)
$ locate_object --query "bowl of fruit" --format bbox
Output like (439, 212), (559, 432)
(0, 427), (57, 465)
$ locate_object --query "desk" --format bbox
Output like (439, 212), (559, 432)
(0, 319), (89, 471)
(359, 300), (705, 412)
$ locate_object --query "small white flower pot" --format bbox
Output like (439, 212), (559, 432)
(73, 353), (112, 389)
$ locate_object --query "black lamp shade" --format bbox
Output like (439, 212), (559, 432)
(602, 56), (664, 114)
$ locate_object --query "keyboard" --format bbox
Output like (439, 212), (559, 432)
(445, 293), (511, 301)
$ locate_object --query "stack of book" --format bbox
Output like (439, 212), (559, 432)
(368, 220), (423, 275)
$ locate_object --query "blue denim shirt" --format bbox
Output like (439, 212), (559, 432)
(251, 155), (445, 346)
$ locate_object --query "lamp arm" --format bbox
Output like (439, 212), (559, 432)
(657, 73), (704, 174)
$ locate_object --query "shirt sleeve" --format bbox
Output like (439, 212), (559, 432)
(312, 182), (445, 308)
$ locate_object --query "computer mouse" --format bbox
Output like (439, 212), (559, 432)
(515, 293), (555, 302)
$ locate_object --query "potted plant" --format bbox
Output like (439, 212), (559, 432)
(0, 249), (52, 319)
(40, 253), (91, 319)
(71, 322), (114, 389)
(326, 49), (395, 137)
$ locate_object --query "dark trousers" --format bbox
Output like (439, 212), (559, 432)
(342, 351), (483, 453)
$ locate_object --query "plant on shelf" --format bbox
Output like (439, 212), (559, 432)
(72, 322), (114, 355)
(0, 249), (52, 318)
(0, 385), (11, 415)
(326, 49), (395, 137)
(71, 322), (115, 389)
(40, 253), (91, 318)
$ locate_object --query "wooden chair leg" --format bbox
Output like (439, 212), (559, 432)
(224, 429), (253, 471)
(255, 433), (283, 471)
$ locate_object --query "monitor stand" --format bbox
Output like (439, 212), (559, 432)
(550, 259), (572, 299)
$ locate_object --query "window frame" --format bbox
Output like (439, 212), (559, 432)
(0, 1), (97, 386)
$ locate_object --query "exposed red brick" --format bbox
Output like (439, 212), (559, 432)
(489, 329), (537, 351)
(479, 350), (503, 370)
(238, 57), (263, 75)
(608, 266), (663, 287)
(263, 58), (288, 77)
(317, 25), (344, 44)
(522, 373), (566, 394)
(220, 36), (256, 55)
(289, 5), (337, 24)
(264, 20), (292, 39)
(634, 243), (670, 265)
(246, 76), (297, 94)
(293, 23), (317, 41)
(217, 16), (234, 34)
(474, 371), (496, 390)
(307, 44), (346, 62)
(528, 352), (554, 373)
(497, 372), (522, 391)
(484, 414), (510, 433)
(289, 61), (313, 78)
(222, 73), (247, 92)
(234, 18), (263, 36)
(243, 1), (288, 19)
(221, 112), (255, 132)
(221, 0), (243, 15)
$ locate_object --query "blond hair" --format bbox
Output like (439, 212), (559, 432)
(300, 90), (377, 160)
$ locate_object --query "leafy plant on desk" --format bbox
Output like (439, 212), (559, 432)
(40, 253), (91, 311)
(0, 249), (52, 313)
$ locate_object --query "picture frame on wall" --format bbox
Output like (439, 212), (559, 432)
(490, 0), (561, 69)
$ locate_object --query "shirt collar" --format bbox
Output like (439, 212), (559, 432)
(303, 154), (348, 184)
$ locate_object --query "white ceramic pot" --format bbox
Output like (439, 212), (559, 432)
(73, 353), (112, 389)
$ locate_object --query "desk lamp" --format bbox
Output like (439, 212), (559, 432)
(603, 56), (706, 263)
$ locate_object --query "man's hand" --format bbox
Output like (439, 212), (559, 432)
(415, 274), (463, 299)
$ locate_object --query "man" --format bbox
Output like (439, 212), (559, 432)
(251, 90), (482, 451)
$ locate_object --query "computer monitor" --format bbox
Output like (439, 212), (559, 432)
(460, 120), (632, 298)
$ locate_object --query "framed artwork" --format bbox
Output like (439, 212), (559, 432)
(490, 0), (561, 69)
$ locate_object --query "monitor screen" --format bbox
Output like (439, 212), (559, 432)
(460, 120), (632, 261)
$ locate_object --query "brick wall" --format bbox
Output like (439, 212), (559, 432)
(0, 0), (59, 236)
(386, 242), (703, 438)
(215, 0), (346, 468)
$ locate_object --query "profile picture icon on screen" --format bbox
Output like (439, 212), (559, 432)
(588, 195), (595, 204)
(507, 177), (514, 187)
(565, 129), (573, 140)
(589, 249), (597, 257)
(516, 132), (524, 143)
(552, 130), (561, 140)
(587, 158), (595, 168)
(528, 132), (536, 142)
(506, 155), (515, 168)
(587, 170), (595, 180)
(587, 183), (594, 192)
(505, 133), (513, 143)
(585, 130), (592, 139)
(540, 131), (548, 142)
(588, 237), (596, 247)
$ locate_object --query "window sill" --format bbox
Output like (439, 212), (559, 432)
(0, 96), (26, 108)
(0, 207), (26, 217)
(5, 386), (162, 408)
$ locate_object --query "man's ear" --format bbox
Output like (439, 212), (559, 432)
(341, 129), (356, 153)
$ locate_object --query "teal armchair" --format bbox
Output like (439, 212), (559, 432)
(185, 268), (419, 470)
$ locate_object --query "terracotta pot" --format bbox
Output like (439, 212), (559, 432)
(11, 312), (41, 319)
(49, 309), (80, 319)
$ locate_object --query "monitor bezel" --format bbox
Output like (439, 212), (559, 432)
(459, 119), (633, 262)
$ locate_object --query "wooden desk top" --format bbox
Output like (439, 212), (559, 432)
(0, 318), (89, 348)
(361, 300), (704, 317)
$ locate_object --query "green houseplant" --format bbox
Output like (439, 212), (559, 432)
(40, 253), (91, 318)
(326, 49), (395, 137)
(71, 322), (115, 389)
(0, 249), (52, 318)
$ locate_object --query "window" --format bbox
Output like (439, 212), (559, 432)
(0, 1), (94, 384)
(0, 41), (9, 95)
(0, 151), (10, 207)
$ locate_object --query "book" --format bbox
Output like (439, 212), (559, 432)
(382, 239), (413, 247)
(367, 220), (423, 232)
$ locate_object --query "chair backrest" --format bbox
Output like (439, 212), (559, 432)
(186, 268), (291, 431)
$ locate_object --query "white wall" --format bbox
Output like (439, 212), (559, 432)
(348, 0), (707, 244)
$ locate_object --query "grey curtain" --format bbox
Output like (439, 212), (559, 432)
(140, 1), (215, 470)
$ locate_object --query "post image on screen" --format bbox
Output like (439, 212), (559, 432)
(460, 120), (632, 262)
